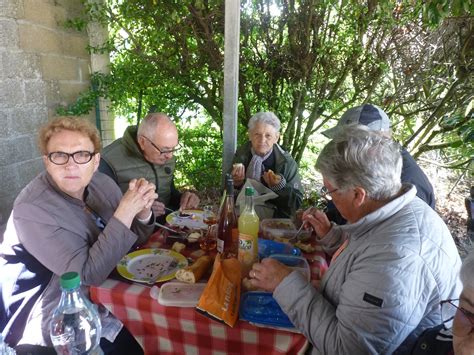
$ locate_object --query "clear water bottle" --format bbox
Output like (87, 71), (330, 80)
(50, 272), (102, 354)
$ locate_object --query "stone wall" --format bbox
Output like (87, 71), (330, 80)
(0, 0), (106, 238)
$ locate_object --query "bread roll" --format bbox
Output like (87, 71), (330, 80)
(175, 255), (214, 283)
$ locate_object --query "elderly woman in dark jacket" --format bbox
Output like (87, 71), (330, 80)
(0, 117), (157, 354)
(231, 112), (303, 218)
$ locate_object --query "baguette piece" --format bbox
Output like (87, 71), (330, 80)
(175, 255), (214, 283)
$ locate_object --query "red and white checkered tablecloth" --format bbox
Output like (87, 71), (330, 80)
(90, 231), (328, 355)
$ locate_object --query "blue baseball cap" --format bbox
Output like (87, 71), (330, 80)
(323, 104), (391, 138)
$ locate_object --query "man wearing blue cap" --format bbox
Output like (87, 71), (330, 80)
(322, 104), (435, 213)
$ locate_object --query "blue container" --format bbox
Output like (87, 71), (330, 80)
(258, 238), (301, 259)
(240, 292), (294, 329)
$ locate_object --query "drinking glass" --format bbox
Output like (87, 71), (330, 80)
(200, 205), (217, 251)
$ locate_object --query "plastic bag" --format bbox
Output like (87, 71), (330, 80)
(196, 254), (241, 327)
(235, 179), (278, 219)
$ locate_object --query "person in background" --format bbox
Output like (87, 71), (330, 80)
(0, 117), (156, 353)
(231, 111), (303, 218)
(322, 104), (435, 224)
(453, 250), (474, 354)
(100, 112), (199, 218)
(412, 248), (474, 355)
(249, 125), (461, 354)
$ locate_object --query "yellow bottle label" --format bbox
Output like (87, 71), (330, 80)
(238, 233), (257, 277)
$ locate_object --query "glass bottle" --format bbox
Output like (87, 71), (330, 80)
(217, 174), (239, 258)
(50, 272), (102, 354)
(238, 186), (259, 277)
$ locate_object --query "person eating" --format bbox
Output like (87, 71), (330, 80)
(249, 124), (461, 354)
(231, 111), (303, 218)
(0, 117), (156, 353)
(100, 112), (199, 218)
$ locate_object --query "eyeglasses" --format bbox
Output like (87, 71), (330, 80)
(141, 135), (180, 155)
(47, 151), (96, 165)
(320, 186), (339, 201)
(441, 299), (474, 337)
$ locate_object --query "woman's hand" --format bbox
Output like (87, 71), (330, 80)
(249, 258), (292, 292)
(232, 163), (245, 187)
(262, 170), (282, 187)
(302, 207), (332, 239)
(114, 178), (158, 228)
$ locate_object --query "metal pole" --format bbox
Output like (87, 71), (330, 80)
(222, 0), (240, 184)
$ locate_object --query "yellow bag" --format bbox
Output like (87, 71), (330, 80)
(196, 254), (241, 327)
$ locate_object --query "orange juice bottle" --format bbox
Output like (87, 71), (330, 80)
(238, 187), (259, 277)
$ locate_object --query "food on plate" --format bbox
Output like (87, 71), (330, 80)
(178, 212), (193, 218)
(175, 255), (214, 283)
(171, 242), (186, 253)
(294, 241), (316, 253)
(187, 231), (201, 243)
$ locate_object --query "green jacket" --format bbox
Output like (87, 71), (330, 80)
(232, 142), (303, 218)
(100, 126), (181, 209)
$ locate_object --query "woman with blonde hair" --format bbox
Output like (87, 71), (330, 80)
(0, 117), (156, 354)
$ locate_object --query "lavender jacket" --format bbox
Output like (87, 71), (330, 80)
(0, 171), (154, 347)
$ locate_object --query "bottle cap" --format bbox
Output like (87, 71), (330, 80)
(245, 186), (255, 196)
(60, 271), (81, 290)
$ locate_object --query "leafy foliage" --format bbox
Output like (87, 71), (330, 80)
(66, 0), (473, 189)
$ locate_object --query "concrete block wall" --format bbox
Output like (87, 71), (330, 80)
(0, 0), (98, 239)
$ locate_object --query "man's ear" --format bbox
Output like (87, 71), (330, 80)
(352, 186), (367, 208)
(137, 135), (146, 151)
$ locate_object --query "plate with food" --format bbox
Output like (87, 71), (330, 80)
(166, 209), (207, 229)
(117, 248), (188, 284)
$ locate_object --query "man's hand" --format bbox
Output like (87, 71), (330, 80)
(231, 163), (245, 187)
(180, 192), (200, 210)
(249, 258), (292, 292)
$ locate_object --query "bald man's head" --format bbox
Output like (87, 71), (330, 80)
(137, 112), (179, 165)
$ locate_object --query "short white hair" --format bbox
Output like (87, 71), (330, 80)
(316, 125), (403, 201)
(248, 112), (281, 133)
(137, 112), (171, 138)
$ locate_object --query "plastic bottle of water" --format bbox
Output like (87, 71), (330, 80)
(50, 272), (102, 354)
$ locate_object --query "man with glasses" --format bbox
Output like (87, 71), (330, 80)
(412, 250), (474, 354)
(100, 112), (199, 218)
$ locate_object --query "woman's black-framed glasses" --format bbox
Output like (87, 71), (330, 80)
(141, 135), (181, 155)
(441, 299), (474, 337)
(320, 186), (339, 201)
(47, 151), (96, 165)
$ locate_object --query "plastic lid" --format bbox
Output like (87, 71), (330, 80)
(60, 272), (80, 290)
(240, 292), (295, 329)
(158, 282), (207, 307)
(245, 186), (255, 196)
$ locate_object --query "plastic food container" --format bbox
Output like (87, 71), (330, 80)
(258, 239), (301, 259)
(260, 218), (311, 241)
(158, 282), (207, 307)
(240, 292), (296, 330)
(269, 254), (310, 282)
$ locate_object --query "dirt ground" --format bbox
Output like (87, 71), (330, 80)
(421, 161), (472, 258)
